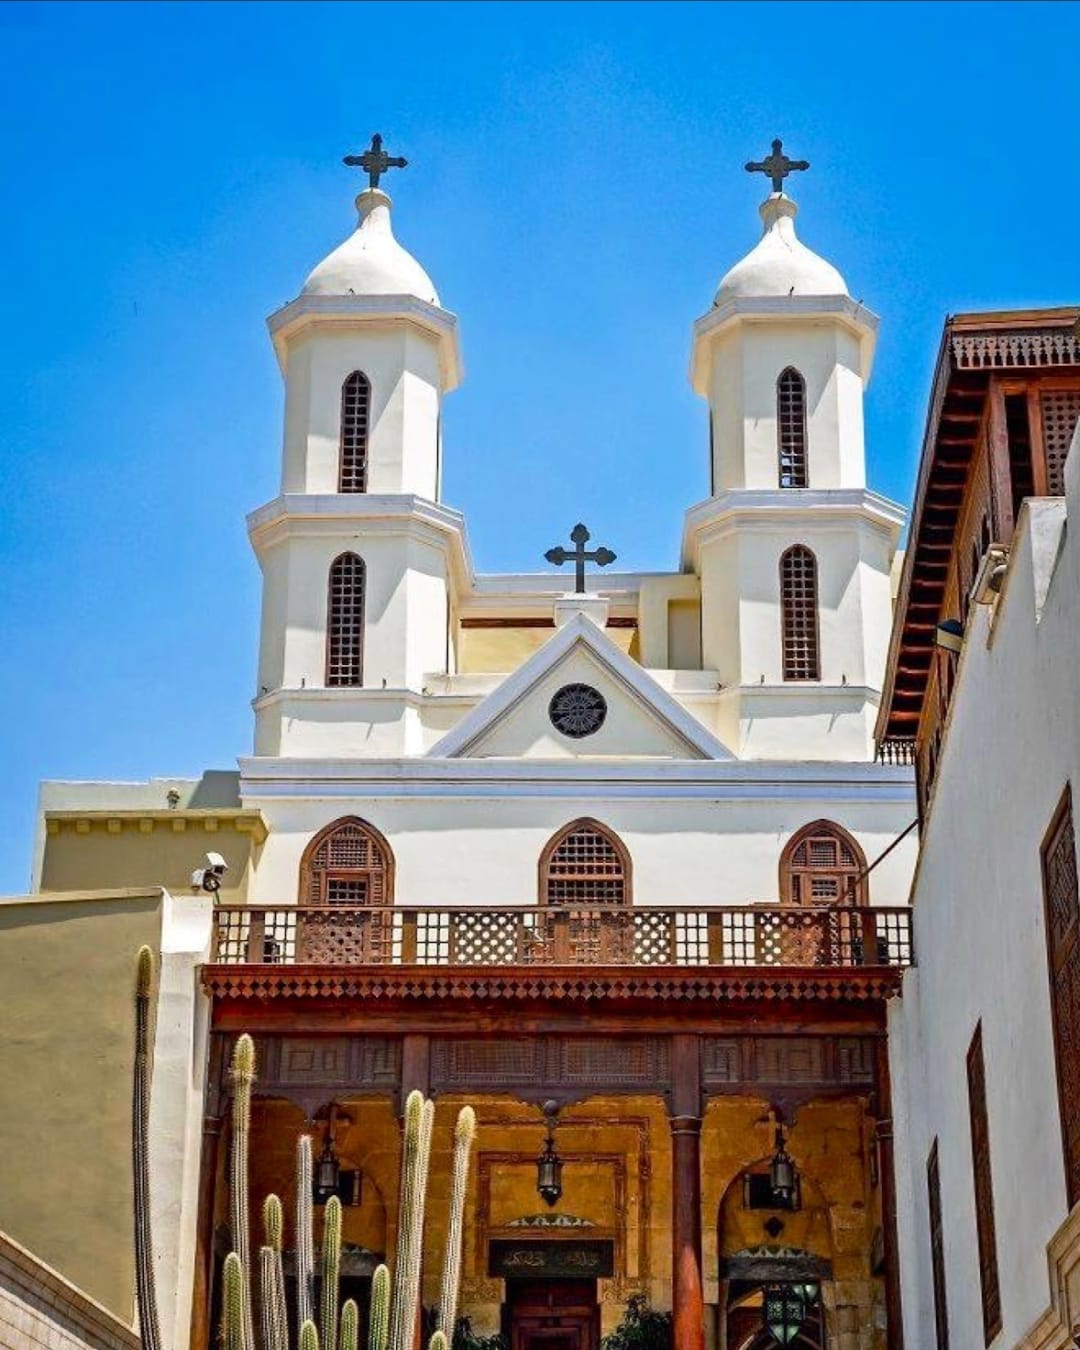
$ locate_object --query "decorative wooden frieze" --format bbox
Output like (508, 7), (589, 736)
(228, 1036), (401, 1097)
(951, 329), (1080, 370)
(431, 1037), (668, 1095)
(703, 1036), (876, 1092)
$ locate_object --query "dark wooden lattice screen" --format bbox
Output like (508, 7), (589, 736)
(1042, 786), (1080, 1208)
(326, 553), (365, 686)
(1041, 390), (1080, 496)
(301, 817), (392, 905)
(777, 367), (808, 488)
(339, 371), (371, 493)
(542, 820), (629, 905)
(966, 1023), (1001, 1345)
(927, 1139), (949, 1350)
(784, 823), (865, 906)
(780, 545), (820, 681)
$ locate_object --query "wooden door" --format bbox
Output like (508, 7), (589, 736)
(507, 1281), (598, 1350)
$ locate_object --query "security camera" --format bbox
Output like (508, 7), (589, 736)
(191, 852), (229, 894)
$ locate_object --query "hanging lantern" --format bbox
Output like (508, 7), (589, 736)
(769, 1124), (798, 1207)
(314, 1104), (342, 1205)
(763, 1284), (807, 1346)
(536, 1101), (563, 1208)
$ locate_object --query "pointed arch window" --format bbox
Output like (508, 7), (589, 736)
(339, 371), (371, 493)
(777, 367), (808, 488)
(326, 553), (365, 686)
(780, 545), (820, 681)
(540, 819), (631, 905)
(781, 820), (867, 906)
(300, 816), (394, 905)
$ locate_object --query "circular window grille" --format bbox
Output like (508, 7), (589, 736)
(549, 684), (607, 738)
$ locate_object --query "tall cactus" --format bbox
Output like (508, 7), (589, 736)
(222, 1252), (247, 1350)
(390, 1093), (435, 1350)
(300, 1320), (321, 1350)
(437, 1106), (477, 1342)
(428, 1332), (449, 1350)
(320, 1195), (343, 1350)
(368, 1263), (390, 1350)
(261, 1195), (288, 1350)
(296, 1133), (316, 1335)
(132, 946), (162, 1350)
(229, 1034), (257, 1350)
(340, 1298), (359, 1350)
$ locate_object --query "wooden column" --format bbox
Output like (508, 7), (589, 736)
(189, 1111), (223, 1350)
(669, 1035), (705, 1350)
(876, 1039), (904, 1350)
(987, 378), (1014, 542)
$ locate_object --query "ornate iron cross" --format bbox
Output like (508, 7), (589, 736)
(745, 138), (809, 193)
(545, 523), (617, 594)
(343, 133), (408, 190)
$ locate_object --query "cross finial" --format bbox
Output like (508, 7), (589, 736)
(745, 138), (809, 194)
(544, 523), (617, 595)
(343, 133), (408, 191)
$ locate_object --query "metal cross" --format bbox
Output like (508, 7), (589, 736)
(343, 133), (408, 190)
(745, 138), (809, 194)
(544, 523), (617, 595)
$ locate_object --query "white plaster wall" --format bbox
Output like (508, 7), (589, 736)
(891, 482), (1080, 1347)
(281, 326), (442, 498)
(709, 323), (867, 492)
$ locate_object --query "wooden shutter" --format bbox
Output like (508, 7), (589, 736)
(541, 820), (630, 905)
(780, 546), (820, 681)
(1041, 391), (1080, 496)
(1042, 786), (1080, 1207)
(777, 368), (808, 488)
(300, 817), (393, 905)
(339, 371), (371, 493)
(966, 1023), (1001, 1344)
(927, 1139), (949, 1350)
(326, 553), (365, 686)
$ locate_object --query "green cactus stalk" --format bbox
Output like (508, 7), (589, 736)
(260, 1245), (289, 1350)
(132, 946), (163, 1350)
(222, 1252), (247, 1350)
(300, 1319), (321, 1350)
(320, 1195), (343, 1350)
(437, 1106), (476, 1342)
(297, 1133), (316, 1336)
(428, 1332), (449, 1350)
(340, 1298), (359, 1350)
(229, 1035), (257, 1350)
(368, 1263), (390, 1350)
(391, 1095), (435, 1350)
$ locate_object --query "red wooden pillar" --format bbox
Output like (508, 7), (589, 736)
(876, 1039), (904, 1350)
(190, 1111), (223, 1350)
(669, 1035), (705, 1350)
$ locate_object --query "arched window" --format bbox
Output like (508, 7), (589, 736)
(326, 553), (365, 687)
(781, 820), (867, 906)
(339, 371), (371, 493)
(540, 819), (631, 905)
(777, 367), (808, 488)
(780, 545), (820, 681)
(300, 816), (394, 905)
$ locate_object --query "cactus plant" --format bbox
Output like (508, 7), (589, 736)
(297, 1133), (316, 1335)
(437, 1106), (477, 1341)
(320, 1195), (343, 1350)
(340, 1298), (359, 1350)
(390, 1092), (435, 1350)
(368, 1263), (391, 1350)
(260, 1244), (289, 1350)
(132, 946), (162, 1350)
(300, 1319), (321, 1350)
(428, 1332), (449, 1350)
(229, 1034), (258, 1350)
(222, 1252), (247, 1350)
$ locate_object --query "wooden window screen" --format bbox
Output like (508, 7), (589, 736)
(326, 553), (365, 686)
(541, 819), (630, 905)
(300, 817), (393, 905)
(966, 1023), (1001, 1344)
(780, 545), (820, 681)
(927, 1139), (949, 1350)
(339, 371), (371, 493)
(777, 367), (808, 488)
(1041, 390), (1080, 496)
(1042, 785), (1080, 1208)
(782, 821), (866, 906)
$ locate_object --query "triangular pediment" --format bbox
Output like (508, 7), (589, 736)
(428, 615), (733, 760)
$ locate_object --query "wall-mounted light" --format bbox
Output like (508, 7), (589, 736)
(769, 1123), (798, 1207)
(763, 1284), (807, 1346)
(536, 1100), (563, 1208)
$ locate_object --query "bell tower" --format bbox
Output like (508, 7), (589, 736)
(683, 143), (904, 759)
(250, 137), (466, 758)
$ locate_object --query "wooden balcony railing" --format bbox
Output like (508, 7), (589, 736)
(209, 905), (913, 970)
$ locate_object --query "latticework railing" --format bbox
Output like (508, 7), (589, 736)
(210, 905), (913, 970)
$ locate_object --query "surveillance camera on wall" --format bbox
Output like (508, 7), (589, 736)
(191, 852), (229, 894)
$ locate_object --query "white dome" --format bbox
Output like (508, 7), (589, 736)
(302, 189), (439, 305)
(715, 194), (847, 304)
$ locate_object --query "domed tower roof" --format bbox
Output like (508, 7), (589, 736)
(715, 193), (847, 304)
(302, 187), (439, 304)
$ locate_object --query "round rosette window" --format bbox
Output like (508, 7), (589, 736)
(548, 683), (608, 739)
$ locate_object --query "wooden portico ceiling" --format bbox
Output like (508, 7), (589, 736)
(876, 307), (1080, 744)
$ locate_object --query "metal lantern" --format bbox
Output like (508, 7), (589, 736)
(763, 1284), (807, 1346)
(314, 1104), (342, 1205)
(769, 1125), (798, 1207)
(536, 1101), (563, 1208)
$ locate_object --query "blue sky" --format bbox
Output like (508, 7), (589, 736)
(0, 0), (1076, 892)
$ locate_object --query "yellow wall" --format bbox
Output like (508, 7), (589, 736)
(0, 890), (164, 1321)
(41, 815), (262, 903)
(459, 627), (637, 674)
